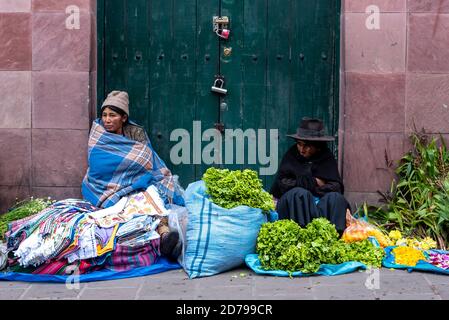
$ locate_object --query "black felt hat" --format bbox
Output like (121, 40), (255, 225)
(286, 117), (335, 142)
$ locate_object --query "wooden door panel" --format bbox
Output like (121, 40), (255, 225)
(99, 0), (340, 188)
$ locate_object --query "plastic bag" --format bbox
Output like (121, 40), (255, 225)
(171, 175), (186, 206)
(167, 204), (189, 267)
(342, 214), (390, 248)
(0, 242), (7, 271)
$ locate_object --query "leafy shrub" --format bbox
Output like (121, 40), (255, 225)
(0, 197), (53, 240)
(369, 131), (449, 249)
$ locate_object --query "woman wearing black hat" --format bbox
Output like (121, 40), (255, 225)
(270, 118), (350, 234)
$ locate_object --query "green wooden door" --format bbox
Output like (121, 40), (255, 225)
(98, 0), (340, 189)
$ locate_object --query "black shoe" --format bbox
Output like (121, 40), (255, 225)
(160, 231), (179, 257)
(168, 241), (182, 262)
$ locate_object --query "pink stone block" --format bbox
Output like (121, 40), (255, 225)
(32, 13), (91, 71)
(0, 71), (31, 128)
(90, 71), (97, 120)
(32, 187), (82, 201)
(0, 186), (31, 213)
(345, 192), (384, 208)
(0, 13), (31, 70)
(408, 14), (449, 73)
(32, 129), (88, 187)
(345, 73), (405, 133)
(345, 13), (406, 72)
(0, 0), (30, 12)
(32, 72), (90, 129)
(406, 73), (449, 133)
(0, 129), (31, 185)
(343, 133), (404, 192)
(90, 12), (97, 72)
(408, 0), (449, 12)
(90, 0), (96, 14)
(32, 0), (91, 12)
(345, 0), (406, 12)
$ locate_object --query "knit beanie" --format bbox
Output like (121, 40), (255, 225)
(101, 91), (130, 116)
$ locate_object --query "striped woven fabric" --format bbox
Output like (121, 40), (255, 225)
(32, 259), (101, 275)
(81, 119), (178, 209)
(6, 200), (97, 252)
(104, 240), (160, 272)
(8, 240), (161, 275)
(5, 198), (162, 275)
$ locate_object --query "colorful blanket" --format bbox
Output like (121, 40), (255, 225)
(5, 199), (163, 276)
(82, 119), (179, 208)
(0, 257), (181, 283)
(5, 200), (98, 252)
(8, 239), (161, 275)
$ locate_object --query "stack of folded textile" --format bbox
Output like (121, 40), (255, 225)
(4, 186), (169, 275)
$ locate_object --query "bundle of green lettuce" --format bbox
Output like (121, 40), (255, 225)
(257, 218), (384, 273)
(202, 167), (275, 212)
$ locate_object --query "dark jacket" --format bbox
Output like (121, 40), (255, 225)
(270, 145), (344, 199)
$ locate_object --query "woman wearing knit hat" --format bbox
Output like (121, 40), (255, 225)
(82, 90), (183, 261)
(100, 90), (149, 143)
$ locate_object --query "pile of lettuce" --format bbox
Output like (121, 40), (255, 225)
(257, 218), (384, 273)
(202, 167), (275, 212)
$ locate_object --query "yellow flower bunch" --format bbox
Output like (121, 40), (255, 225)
(366, 229), (390, 247)
(392, 246), (426, 266)
(386, 230), (437, 250)
(388, 230), (402, 241)
(406, 238), (421, 248)
(420, 237), (437, 250)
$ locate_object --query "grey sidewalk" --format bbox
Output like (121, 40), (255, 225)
(0, 267), (447, 300)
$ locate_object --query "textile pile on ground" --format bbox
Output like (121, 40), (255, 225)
(1, 186), (168, 275)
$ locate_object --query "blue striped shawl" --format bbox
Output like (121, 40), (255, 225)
(82, 120), (176, 208)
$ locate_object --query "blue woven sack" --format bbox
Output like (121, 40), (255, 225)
(182, 180), (270, 279)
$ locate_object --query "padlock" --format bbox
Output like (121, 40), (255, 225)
(216, 28), (230, 39)
(211, 77), (227, 95)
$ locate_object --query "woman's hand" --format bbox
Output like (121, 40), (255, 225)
(279, 177), (297, 194)
(345, 208), (353, 227)
(315, 177), (326, 187)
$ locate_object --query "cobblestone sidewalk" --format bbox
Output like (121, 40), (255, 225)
(0, 267), (447, 300)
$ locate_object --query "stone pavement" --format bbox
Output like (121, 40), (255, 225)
(0, 267), (447, 300)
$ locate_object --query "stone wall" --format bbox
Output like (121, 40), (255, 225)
(342, 0), (449, 209)
(1, 0), (448, 213)
(0, 0), (96, 212)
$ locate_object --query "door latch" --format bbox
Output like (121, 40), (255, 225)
(213, 16), (230, 39)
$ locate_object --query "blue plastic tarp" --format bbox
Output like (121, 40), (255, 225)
(382, 246), (449, 275)
(245, 254), (368, 277)
(0, 258), (181, 283)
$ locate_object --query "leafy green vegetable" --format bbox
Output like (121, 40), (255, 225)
(0, 197), (53, 240)
(256, 220), (301, 270)
(202, 167), (275, 212)
(333, 239), (384, 268)
(257, 218), (384, 274)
